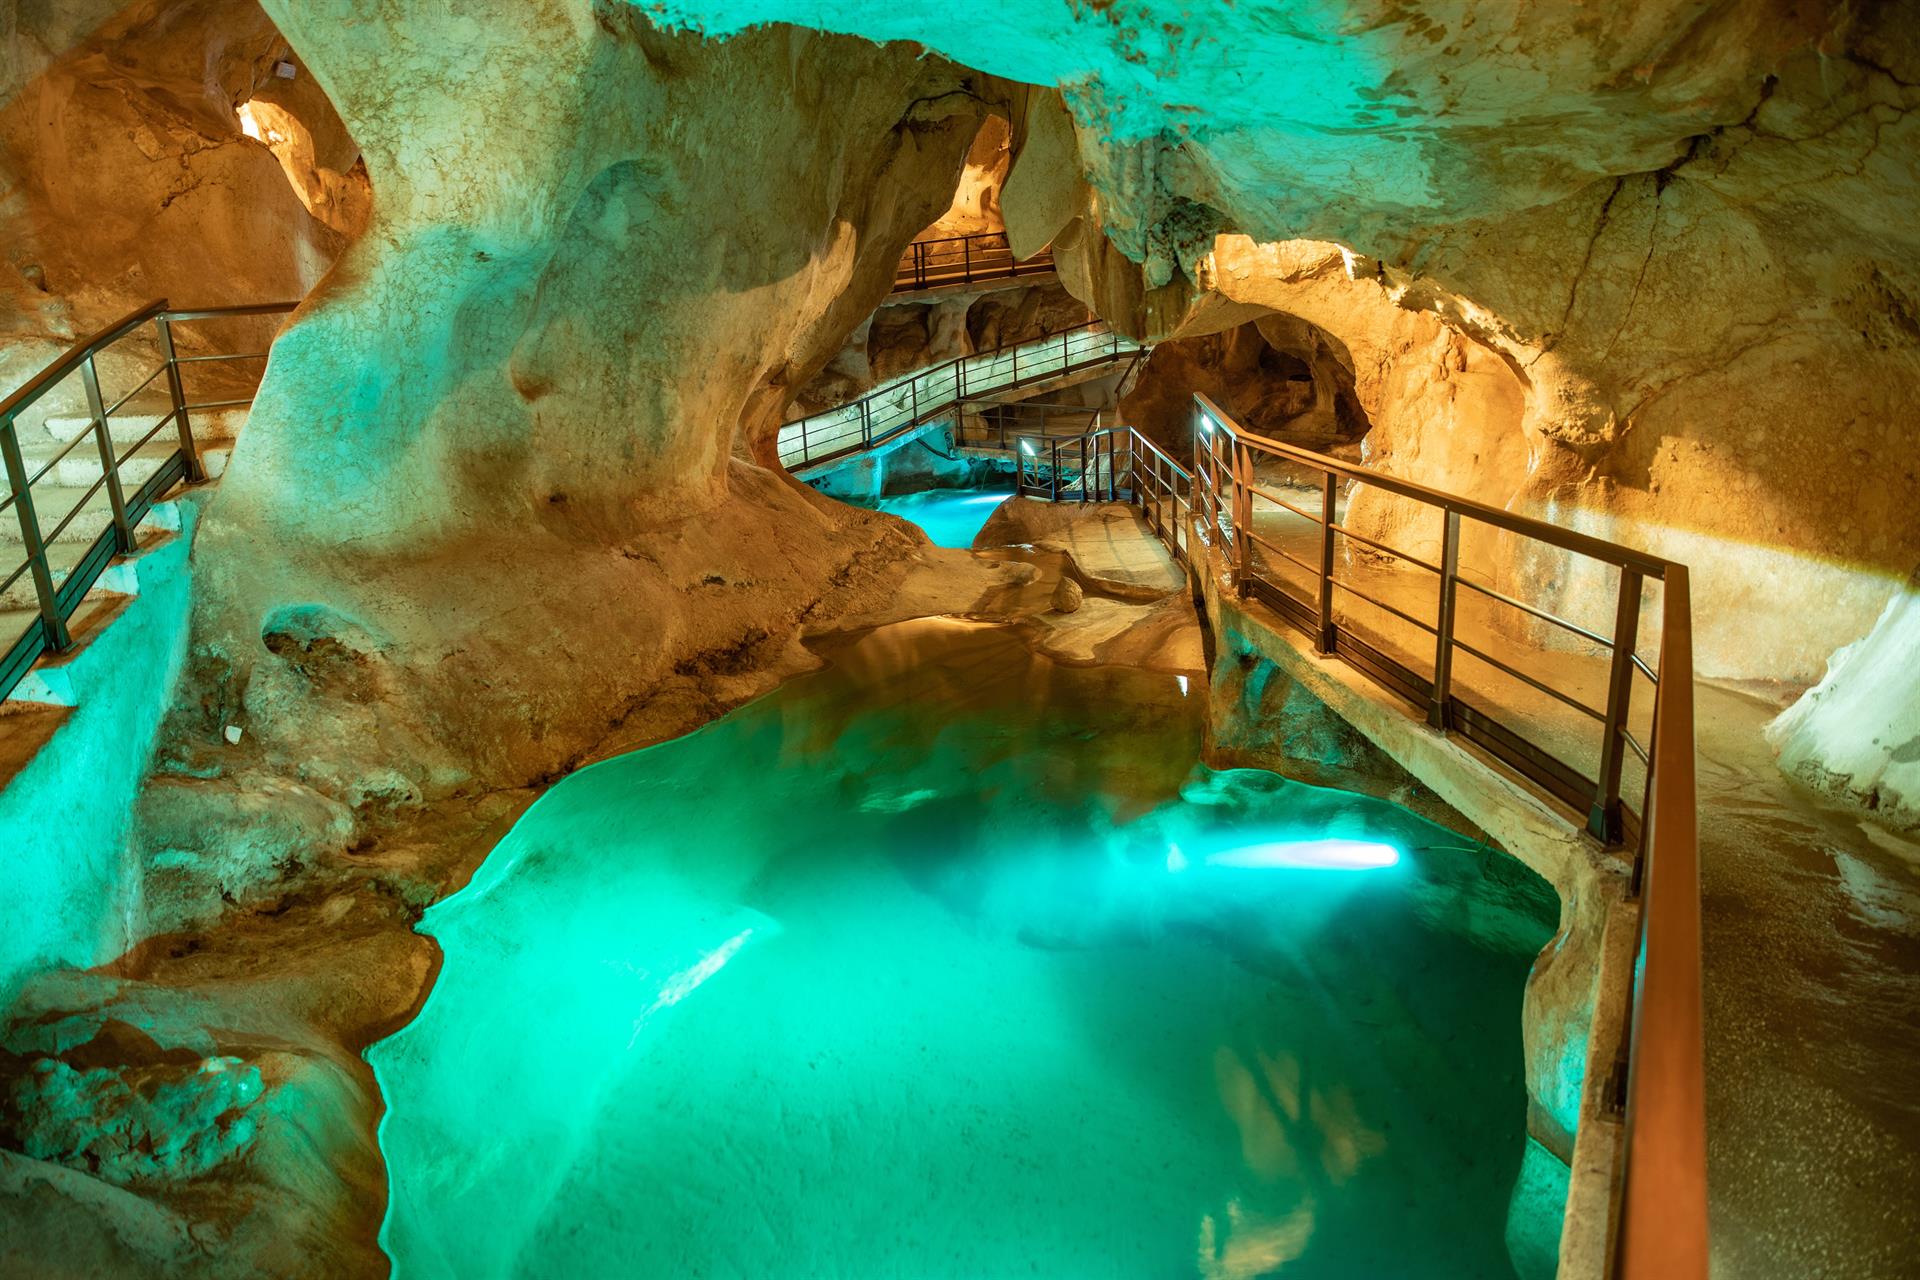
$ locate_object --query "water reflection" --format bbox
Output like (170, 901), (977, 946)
(373, 618), (1560, 1279)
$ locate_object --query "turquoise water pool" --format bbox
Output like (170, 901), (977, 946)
(874, 487), (1008, 548)
(372, 619), (1561, 1278)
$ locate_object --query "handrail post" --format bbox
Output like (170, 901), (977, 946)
(1616, 564), (1706, 1280)
(1590, 567), (1644, 845)
(1232, 437), (1253, 598)
(1, 413), (71, 651)
(80, 355), (135, 553)
(1429, 509), (1462, 729)
(153, 312), (202, 483)
(1316, 469), (1337, 653)
(860, 399), (870, 448)
(910, 377), (919, 425)
(963, 234), (972, 284)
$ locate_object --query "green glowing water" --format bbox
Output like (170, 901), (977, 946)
(873, 486), (1007, 548)
(373, 618), (1561, 1278)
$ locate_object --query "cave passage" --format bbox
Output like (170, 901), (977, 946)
(371, 618), (1560, 1278)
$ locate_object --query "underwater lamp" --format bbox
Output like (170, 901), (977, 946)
(1168, 837), (1401, 872)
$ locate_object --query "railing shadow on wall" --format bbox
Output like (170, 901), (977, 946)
(1, 298), (297, 702)
(778, 321), (1141, 473)
(1177, 393), (1705, 1280)
(892, 230), (1054, 294)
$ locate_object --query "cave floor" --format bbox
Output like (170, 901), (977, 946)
(1238, 487), (1920, 1278)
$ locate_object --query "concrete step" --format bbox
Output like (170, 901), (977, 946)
(0, 485), (117, 547)
(38, 403), (247, 449)
(0, 503), (179, 614)
(45, 439), (180, 490)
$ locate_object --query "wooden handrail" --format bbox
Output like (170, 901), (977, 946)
(1615, 564), (1708, 1278)
(1194, 393), (1675, 578)
(1188, 393), (1707, 1278)
(0, 299), (169, 422)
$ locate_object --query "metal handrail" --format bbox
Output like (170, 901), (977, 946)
(780, 320), (1140, 472)
(1, 297), (296, 702)
(893, 229), (1055, 293)
(1185, 393), (1705, 1280)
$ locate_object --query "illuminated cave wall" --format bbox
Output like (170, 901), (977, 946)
(172, 0), (999, 815)
(653, 0), (1920, 822)
(0, 0), (361, 391)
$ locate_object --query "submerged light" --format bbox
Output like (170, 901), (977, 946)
(1204, 838), (1400, 871)
(1020, 439), (1037, 456)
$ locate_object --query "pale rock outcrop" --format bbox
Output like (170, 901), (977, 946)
(921, 113), (1010, 237)
(1119, 313), (1370, 455)
(181, 0), (998, 815)
(1767, 579), (1920, 832)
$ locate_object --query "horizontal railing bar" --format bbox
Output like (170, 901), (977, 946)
(1631, 652), (1659, 684)
(103, 363), (170, 417)
(1450, 635), (1607, 722)
(1454, 573), (1616, 649)
(1196, 393), (1676, 578)
(173, 352), (270, 364)
(1244, 533), (1319, 579)
(54, 524), (119, 618)
(0, 299), (169, 421)
(115, 410), (183, 465)
(23, 425), (98, 489)
(1624, 729), (1650, 765)
(35, 471), (111, 548)
(1245, 484), (1320, 523)
(1327, 521), (1443, 575)
(164, 301), (299, 321)
(903, 230), (1014, 249)
(1329, 576), (1440, 636)
(1127, 430), (1192, 482)
(1, 557), (30, 595)
(180, 397), (255, 413)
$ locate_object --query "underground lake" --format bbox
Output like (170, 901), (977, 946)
(369, 616), (1564, 1279)
(871, 486), (1010, 549)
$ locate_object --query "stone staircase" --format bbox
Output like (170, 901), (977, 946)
(1, 399), (245, 613)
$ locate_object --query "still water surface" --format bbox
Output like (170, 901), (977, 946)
(373, 619), (1559, 1278)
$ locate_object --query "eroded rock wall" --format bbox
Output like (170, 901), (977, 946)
(0, 0), (359, 393)
(650, 0), (1920, 814)
(179, 1), (997, 825)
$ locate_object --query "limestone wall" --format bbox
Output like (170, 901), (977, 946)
(0, 0), (358, 398)
(648, 0), (1920, 818)
(170, 1), (999, 817)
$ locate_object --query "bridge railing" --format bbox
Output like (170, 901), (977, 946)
(893, 230), (1054, 293)
(1, 298), (297, 701)
(1187, 392), (1705, 1280)
(779, 322), (1140, 473)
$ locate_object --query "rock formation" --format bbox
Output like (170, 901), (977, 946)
(657, 0), (1920, 816)
(0, 0), (359, 398)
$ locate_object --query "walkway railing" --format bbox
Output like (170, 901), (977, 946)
(1, 297), (296, 701)
(893, 230), (1053, 293)
(779, 321), (1140, 473)
(1186, 393), (1705, 1280)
